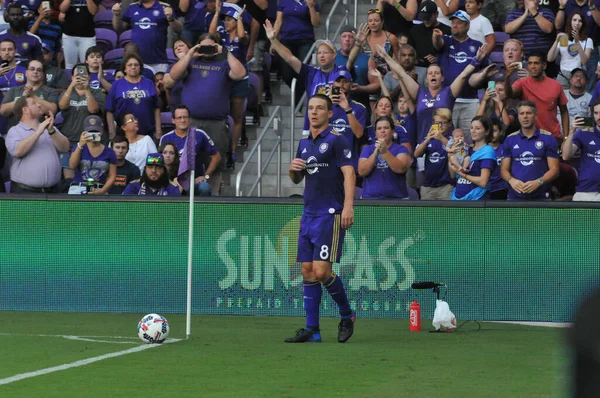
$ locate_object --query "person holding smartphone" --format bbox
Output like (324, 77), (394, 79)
(68, 115), (117, 195)
(562, 100), (600, 201)
(58, 62), (105, 179)
(0, 39), (27, 133)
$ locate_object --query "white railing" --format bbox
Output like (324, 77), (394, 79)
(235, 106), (283, 197)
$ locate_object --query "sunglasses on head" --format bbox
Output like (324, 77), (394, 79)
(146, 156), (163, 165)
(368, 8), (380, 14)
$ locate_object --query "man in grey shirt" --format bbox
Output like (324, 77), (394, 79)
(0, 59), (58, 131)
(5, 95), (69, 192)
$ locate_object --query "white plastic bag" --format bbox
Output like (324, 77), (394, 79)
(432, 299), (457, 330)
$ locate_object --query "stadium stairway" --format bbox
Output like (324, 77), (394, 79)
(223, 0), (351, 197)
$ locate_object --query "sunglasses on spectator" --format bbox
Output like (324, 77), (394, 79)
(124, 117), (138, 124)
(368, 8), (380, 14)
(146, 156), (163, 165)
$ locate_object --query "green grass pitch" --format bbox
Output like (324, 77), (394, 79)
(0, 312), (567, 397)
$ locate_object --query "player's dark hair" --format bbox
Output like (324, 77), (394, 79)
(7, 3), (22, 14)
(517, 100), (537, 114)
(171, 104), (190, 119)
(310, 94), (333, 111)
(471, 116), (493, 143)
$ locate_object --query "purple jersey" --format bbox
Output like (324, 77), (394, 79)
(396, 112), (416, 151)
(502, 128), (559, 200)
(278, 0), (320, 41)
(0, 30), (43, 63)
(420, 133), (453, 187)
(122, 179), (181, 195)
(159, 128), (218, 174)
(89, 70), (115, 91)
(415, 86), (455, 144)
(360, 143), (410, 199)
(328, 100), (367, 170)
(106, 76), (159, 135)
(437, 35), (482, 100)
(295, 127), (353, 215)
(572, 128), (600, 193)
(180, 57), (231, 120)
(0, 65), (26, 134)
(71, 145), (117, 184)
(453, 149), (495, 199)
(220, 32), (248, 65)
(183, 0), (207, 31)
(299, 63), (349, 132)
(122, 0), (171, 64)
(489, 145), (508, 192)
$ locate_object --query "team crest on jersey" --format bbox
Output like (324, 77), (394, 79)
(319, 143), (328, 153)
(201, 70), (209, 77)
(317, 86), (327, 95)
(153, 10), (160, 16)
(535, 141), (544, 149)
(469, 46), (476, 53)
(29, 0), (35, 4)
(22, 42), (29, 49)
(15, 73), (24, 82)
(134, 98), (141, 104)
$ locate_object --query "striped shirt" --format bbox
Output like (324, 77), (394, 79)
(505, 8), (556, 55)
(28, 19), (62, 56)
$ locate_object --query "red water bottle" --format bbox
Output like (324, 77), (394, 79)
(409, 301), (421, 332)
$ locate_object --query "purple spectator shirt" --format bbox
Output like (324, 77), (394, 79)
(572, 128), (600, 193)
(437, 35), (482, 100)
(502, 128), (559, 200)
(180, 57), (231, 120)
(396, 112), (417, 152)
(183, 0), (207, 31)
(0, 64), (26, 135)
(159, 128), (218, 174)
(0, 30), (43, 63)
(89, 70), (115, 91)
(453, 149), (495, 199)
(122, 179), (181, 195)
(5, 122), (63, 187)
(489, 145), (508, 192)
(71, 145), (117, 184)
(505, 8), (556, 54)
(328, 100), (367, 170)
(278, 0), (320, 42)
(360, 143), (410, 199)
(122, 0), (171, 64)
(420, 133), (453, 188)
(106, 76), (159, 135)
(415, 86), (455, 144)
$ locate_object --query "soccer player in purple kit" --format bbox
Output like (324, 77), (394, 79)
(286, 93), (356, 343)
(501, 101), (560, 200)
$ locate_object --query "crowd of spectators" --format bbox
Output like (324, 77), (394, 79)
(0, 0), (600, 200)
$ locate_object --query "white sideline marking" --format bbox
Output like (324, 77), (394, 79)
(0, 333), (138, 339)
(0, 338), (181, 386)
(62, 336), (138, 344)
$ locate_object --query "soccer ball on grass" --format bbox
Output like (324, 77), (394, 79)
(137, 313), (170, 344)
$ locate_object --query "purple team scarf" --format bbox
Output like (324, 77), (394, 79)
(177, 127), (197, 191)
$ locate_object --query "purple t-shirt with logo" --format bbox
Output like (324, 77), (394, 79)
(572, 128), (600, 193)
(420, 133), (453, 188)
(278, 0), (320, 42)
(0, 30), (43, 63)
(489, 145), (508, 192)
(122, 0), (170, 64)
(89, 70), (115, 91)
(180, 57), (231, 120)
(415, 86), (455, 144)
(360, 143), (410, 199)
(295, 127), (353, 215)
(0, 65), (26, 134)
(437, 35), (482, 100)
(453, 148), (495, 199)
(71, 145), (117, 184)
(106, 76), (159, 135)
(502, 129), (559, 200)
(328, 101), (367, 170)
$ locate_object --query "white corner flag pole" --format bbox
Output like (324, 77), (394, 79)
(186, 169), (195, 339)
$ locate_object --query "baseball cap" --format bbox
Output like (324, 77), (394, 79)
(450, 10), (470, 23)
(330, 68), (353, 83)
(146, 153), (165, 167)
(315, 39), (337, 54)
(418, 1), (437, 19)
(571, 67), (588, 79)
(339, 25), (356, 35)
(220, 2), (242, 20)
(83, 115), (103, 133)
(41, 42), (54, 55)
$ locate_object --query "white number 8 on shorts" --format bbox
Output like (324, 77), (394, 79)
(319, 245), (329, 260)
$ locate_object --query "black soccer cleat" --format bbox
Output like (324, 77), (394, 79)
(338, 311), (356, 343)
(284, 328), (322, 343)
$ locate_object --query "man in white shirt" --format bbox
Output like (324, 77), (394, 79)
(465, 0), (495, 55)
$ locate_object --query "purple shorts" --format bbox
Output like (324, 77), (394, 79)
(296, 213), (345, 263)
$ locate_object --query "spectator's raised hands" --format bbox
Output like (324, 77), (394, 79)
(355, 23), (369, 47)
(216, 0), (222, 13)
(375, 139), (388, 154)
(369, 68), (382, 80)
(524, 0), (536, 15)
(475, 44), (488, 62)
(112, 2), (121, 15)
(306, 0), (316, 8)
(558, 0), (568, 7)
(375, 43), (391, 60)
(480, 63), (498, 78)
(164, 6), (174, 21)
(424, 54), (437, 64)
(432, 28), (443, 41)
(263, 20), (276, 41)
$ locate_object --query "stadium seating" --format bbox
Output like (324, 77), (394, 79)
(104, 48), (124, 70)
(118, 30), (133, 48)
(95, 28), (118, 55)
(93, 10), (114, 30)
(166, 48), (178, 65)
(160, 112), (175, 134)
